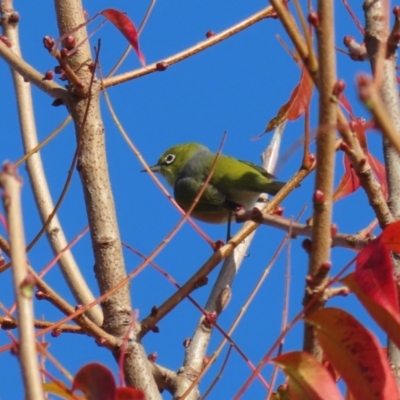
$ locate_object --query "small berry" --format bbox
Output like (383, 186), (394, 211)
(343, 36), (354, 47)
(206, 30), (215, 38)
(273, 206), (284, 216)
(60, 48), (69, 58)
(35, 290), (47, 300)
(151, 326), (160, 333)
(302, 239), (312, 253)
(54, 65), (64, 74)
(52, 98), (65, 107)
(320, 261), (332, 271)
(43, 70), (54, 81)
(332, 80), (346, 96)
(148, 352), (157, 362)
(308, 153), (315, 164)
(64, 35), (76, 50)
(151, 306), (158, 316)
(95, 337), (107, 347)
(156, 62), (168, 71)
(213, 240), (224, 250)
(59, 72), (68, 81)
(307, 12), (319, 26)
(202, 355), (212, 368)
(8, 12), (20, 24)
(196, 276), (208, 288)
(306, 275), (314, 284)
(313, 190), (325, 205)
(51, 329), (62, 338)
(43, 36), (55, 52)
(203, 311), (217, 327)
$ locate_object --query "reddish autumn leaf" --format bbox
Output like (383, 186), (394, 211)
(272, 351), (343, 400)
(334, 118), (388, 201)
(101, 9), (145, 66)
(343, 273), (400, 349)
(382, 220), (400, 252)
(368, 153), (388, 198)
(333, 154), (360, 201)
(307, 308), (398, 400)
(72, 363), (116, 400)
(352, 117), (368, 152)
(116, 387), (145, 400)
(265, 68), (313, 132)
(338, 93), (354, 117)
(355, 236), (399, 314)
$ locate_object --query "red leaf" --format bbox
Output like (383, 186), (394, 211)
(333, 154), (360, 201)
(368, 153), (388, 198)
(101, 9), (145, 66)
(307, 308), (398, 400)
(116, 387), (145, 400)
(265, 68), (313, 132)
(355, 236), (399, 314)
(272, 351), (343, 400)
(382, 220), (400, 252)
(343, 273), (400, 351)
(338, 93), (354, 117)
(352, 118), (368, 152)
(72, 363), (116, 400)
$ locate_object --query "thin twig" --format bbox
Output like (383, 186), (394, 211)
(235, 211), (371, 250)
(103, 6), (276, 88)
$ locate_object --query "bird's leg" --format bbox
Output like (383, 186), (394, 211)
(226, 212), (232, 242)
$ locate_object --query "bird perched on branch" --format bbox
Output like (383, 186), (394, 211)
(146, 143), (285, 237)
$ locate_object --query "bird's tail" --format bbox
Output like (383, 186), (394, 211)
(265, 181), (286, 195)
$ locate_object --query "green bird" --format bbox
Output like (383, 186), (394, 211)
(148, 143), (285, 233)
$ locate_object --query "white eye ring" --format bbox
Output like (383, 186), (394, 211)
(164, 154), (176, 164)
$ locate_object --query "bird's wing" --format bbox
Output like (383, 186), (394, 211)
(209, 155), (273, 195)
(237, 160), (276, 179)
(174, 176), (239, 213)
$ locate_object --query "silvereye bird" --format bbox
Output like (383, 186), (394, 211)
(148, 143), (285, 226)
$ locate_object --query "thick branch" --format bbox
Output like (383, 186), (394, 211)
(53, 1), (159, 396)
(302, 0), (338, 359)
(0, 2), (102, 325)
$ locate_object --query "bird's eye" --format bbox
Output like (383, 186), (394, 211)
(164, 154), (176, 164)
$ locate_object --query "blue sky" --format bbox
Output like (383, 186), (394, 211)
(0, 1), (387, 399)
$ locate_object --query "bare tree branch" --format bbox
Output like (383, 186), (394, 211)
(0, 164), (44, 400)
(0, 1), (102, 325)
(103, 6), (277, 88)
(53, 0), (159, 396)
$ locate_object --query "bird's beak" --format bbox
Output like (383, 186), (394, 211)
(141, 164), (161, 173)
